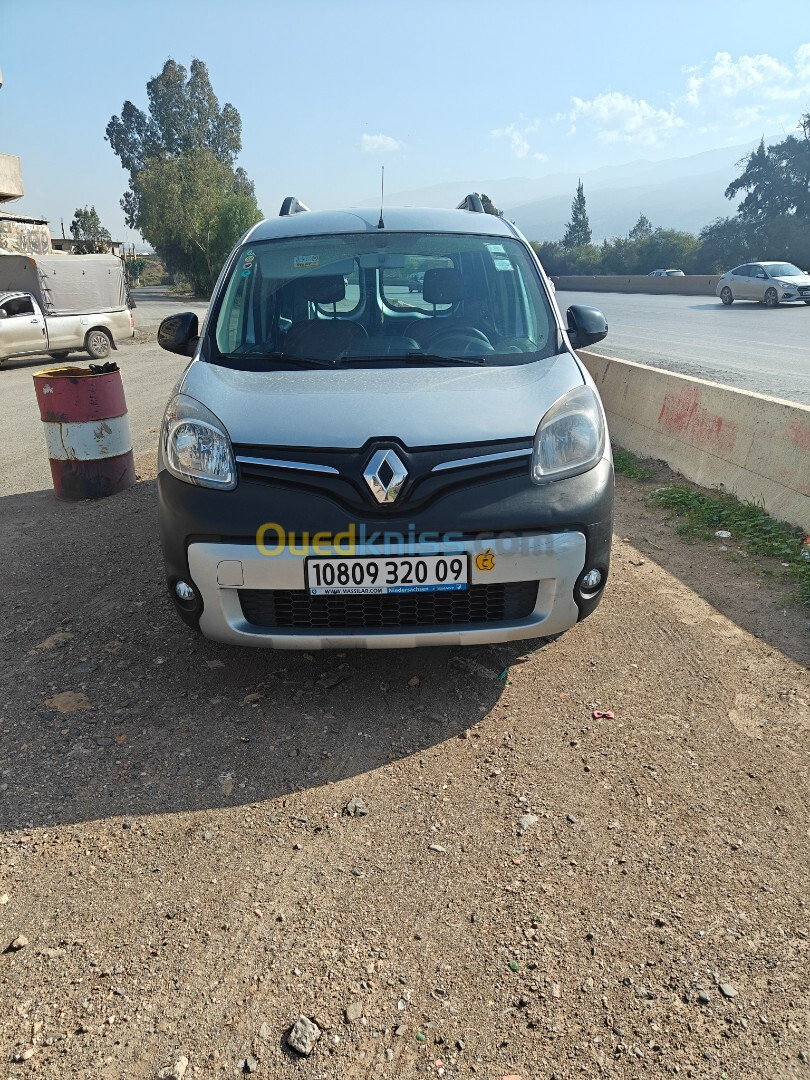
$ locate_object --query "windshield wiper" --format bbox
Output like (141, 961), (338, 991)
(226, 349), (336, 368)
(336, 352), (488, 368)
(405, 352), (488, 366)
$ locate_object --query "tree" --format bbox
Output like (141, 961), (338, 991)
(134, 148), (261, 294)
(725, 120), (810, 222)
(531, 239), (601, 276)
(694, 217), (756, 273)
(107, 58), (243, 230)
(628, 213), (653, 242)
(106, 58), (261, 291)
(480, 193), (502, 217)
(562, 180), (592, 249)
(70, 206), (113, 254)
(633, 228), (699, 272)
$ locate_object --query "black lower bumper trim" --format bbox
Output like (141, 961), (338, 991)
(239, 580), (539, 630)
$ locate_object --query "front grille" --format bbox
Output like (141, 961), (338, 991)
(239, 581), (539, 630)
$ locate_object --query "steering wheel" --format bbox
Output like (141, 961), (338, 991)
(496, 337), (538, 354)
(425, 326), (493, 355)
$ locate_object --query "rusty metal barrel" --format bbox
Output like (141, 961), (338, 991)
(32, 364), (136, 500)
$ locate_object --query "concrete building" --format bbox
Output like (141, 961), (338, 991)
(0, 152), (23, 203)
(0, 210), (52, 255)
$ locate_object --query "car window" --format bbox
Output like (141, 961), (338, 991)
(732, 265), (750, 277)
(1, 296), (35, 317)
(212, 232), (558, 367)
(751, 266), (767, 279)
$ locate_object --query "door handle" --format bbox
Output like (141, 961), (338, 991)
(30, 318), (39, 323)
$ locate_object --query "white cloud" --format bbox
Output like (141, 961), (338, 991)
(490, 121), (546, 160)
(360, 133), (402, 153)
(566, 92), (684, 146)
(685, 44), (810, 107)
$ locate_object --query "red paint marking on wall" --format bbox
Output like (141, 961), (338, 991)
(786, 414), (810, 451)
(658, 388), (737, 452)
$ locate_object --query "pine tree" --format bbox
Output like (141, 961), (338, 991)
(562, 180), (592, 249)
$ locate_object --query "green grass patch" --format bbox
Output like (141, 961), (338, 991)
(651, 484), (810, 606)
(613, 449), (654, 481)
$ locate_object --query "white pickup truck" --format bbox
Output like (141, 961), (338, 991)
(0, 253), (134, 365)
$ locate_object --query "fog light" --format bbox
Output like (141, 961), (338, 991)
(175, 580), (196, 601)
(582, 569), (602, 590)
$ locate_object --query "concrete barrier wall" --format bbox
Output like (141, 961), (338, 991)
(580, 351), (810, 532)
(554, 275), (719, 296)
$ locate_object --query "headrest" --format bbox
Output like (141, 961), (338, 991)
(422, 267), (464, 305)
(300, 274), (345, 304)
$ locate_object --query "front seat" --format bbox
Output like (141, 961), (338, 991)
(406, 267), (490, 348)
(284, 275), (367, 361)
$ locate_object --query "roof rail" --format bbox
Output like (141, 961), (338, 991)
(457, 193), (485, 213)
(279, 197), (311, 217)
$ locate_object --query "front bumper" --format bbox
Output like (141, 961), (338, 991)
(187, 531), (586, 648)
(158, 456), (613, 648)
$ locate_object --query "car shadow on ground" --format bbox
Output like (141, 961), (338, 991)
(0, 480), (550, 832)
(688, 301), (809, 311)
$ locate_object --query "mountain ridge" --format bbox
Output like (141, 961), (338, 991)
(359, 138), (771, 242)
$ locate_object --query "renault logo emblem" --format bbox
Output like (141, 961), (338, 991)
(363, 449), (408, 504)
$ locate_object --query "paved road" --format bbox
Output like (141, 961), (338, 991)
(128, 285), (210, 330)
(560, 290), (810, 406)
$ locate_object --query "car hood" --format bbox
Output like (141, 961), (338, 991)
(773, 274), (810, 287)
(178, 351), (587, 448)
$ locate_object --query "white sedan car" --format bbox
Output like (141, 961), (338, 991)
(716, 262), (810, 307)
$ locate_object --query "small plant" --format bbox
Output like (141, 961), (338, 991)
(651, 484), (810, 605)
(613, 449), (654, 481)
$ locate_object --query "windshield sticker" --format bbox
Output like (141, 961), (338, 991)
(240, 268), (252, 278)
(485, 243), (513, 271)
(242, 252), (255, 269)
(294, 254), (320, 269)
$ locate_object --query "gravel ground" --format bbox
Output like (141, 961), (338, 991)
(1, 455), (808, 1079)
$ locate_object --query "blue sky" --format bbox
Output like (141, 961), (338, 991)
(1, 0), (807, 246)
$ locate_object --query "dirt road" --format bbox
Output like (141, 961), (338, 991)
(1, 373), (808, 1077)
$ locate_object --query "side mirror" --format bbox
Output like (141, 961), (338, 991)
(158, 312), (199, 357)
(566, 305), (608, 349)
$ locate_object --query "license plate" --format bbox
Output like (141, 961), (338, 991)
(305, 554), (469, 596)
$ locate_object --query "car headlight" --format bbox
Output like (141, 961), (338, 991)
(531, 386), (605, 484)
(162, 393), (237, 489)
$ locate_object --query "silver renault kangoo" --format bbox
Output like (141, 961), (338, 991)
(157, 194), (613, 649)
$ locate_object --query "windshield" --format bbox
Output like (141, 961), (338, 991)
(212, 232), (558, 367)
(767, 263), (802, 277)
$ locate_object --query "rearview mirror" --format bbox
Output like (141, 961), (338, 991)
(566, 305), (608, 349)
(359, 253), (406, 269)
(158, 312), (199, 357)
